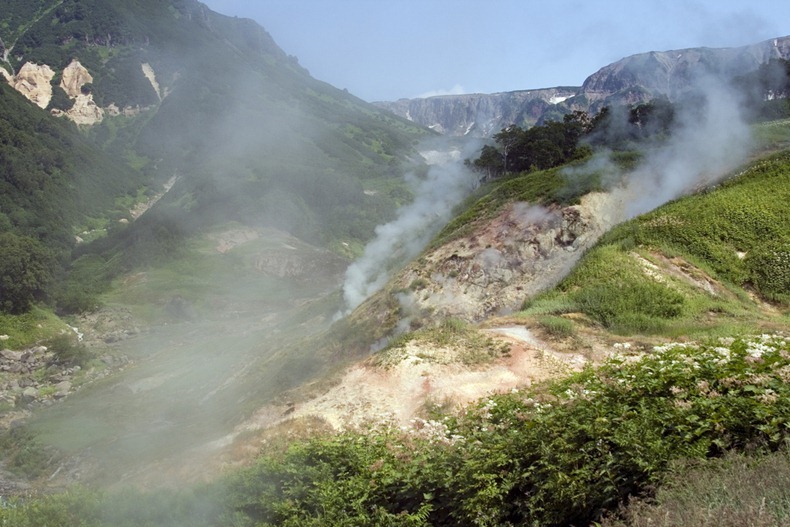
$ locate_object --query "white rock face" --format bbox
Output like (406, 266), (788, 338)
(60, 59), (93, 97)
(11, 62), (55, 108)
(141, 62), (162, 100)
(4, 59), (141, 125)
(57, 60), (105, 125)
(63, 92), (105, 125)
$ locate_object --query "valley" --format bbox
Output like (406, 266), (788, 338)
(1, 1), (789, 525)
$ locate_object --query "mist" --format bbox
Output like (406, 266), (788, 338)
(340, 139), (481, 313)
(623, 78), (752, 218)
(566, 75), (755, 224)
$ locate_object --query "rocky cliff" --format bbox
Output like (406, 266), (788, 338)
(374, 87), (578, 137)
(377, 35), (790, 137)
(3, 58), (162, 125)
(392, 192), (621, 322)
(578, 35), (790, 107)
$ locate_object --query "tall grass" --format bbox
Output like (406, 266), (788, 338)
(602, 449), (790, 527)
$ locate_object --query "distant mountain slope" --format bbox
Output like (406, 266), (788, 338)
(374, 87), (578, 136)
(579, 35), (790, 105)
(0, 0), (433, 271)
(0, 82), (144, 253)
(376, 35), (790, 136)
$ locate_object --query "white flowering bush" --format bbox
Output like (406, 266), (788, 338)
(6, 335), (790, 527)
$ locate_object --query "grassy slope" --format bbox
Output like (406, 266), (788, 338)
(522, 127), (790, 337)
(3, 83), (790, 526)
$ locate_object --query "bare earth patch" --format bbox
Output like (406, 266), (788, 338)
(229, 325), (591, 450)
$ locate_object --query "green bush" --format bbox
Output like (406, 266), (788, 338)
(45, 332), (91, 367)
(746, 243), (790, 304)
(4, 335), (790, 526)
(537, 315), (576, 338)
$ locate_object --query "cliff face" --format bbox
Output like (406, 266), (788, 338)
(393, 192), (621, 322)
(374, 88), (579, 137)
(4, 59), (163, 125)
(579, 35), (790, 106)
(377, 35), (790, 137)
(9, 62), (55, 109)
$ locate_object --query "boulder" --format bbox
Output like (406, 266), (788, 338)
(0, 349), (23, 361)
(54, 381), (72, 399)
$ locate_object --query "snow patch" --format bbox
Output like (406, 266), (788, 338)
(549, 95), (571, 105)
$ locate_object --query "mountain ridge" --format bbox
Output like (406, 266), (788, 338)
(375, 35), (790, 136)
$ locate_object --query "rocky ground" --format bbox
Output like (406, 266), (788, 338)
(212, 319), (618, 470)
(0, 307), (139, 495)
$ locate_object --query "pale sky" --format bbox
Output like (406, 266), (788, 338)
(200, 0), (790, 102)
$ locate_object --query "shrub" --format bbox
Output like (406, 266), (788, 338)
(537, 315), (576, 338)
(222, 334), (790, 526)
(45, 332), (92, 367)
(746, 243), (790, 304)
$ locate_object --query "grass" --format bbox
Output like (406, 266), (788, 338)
(536, 315), (576, 338)
(522, 150), (790, 336)
(100, 225), (342, 322)
(374, 318), (510, 368)
(0, 306), (71, 350)
(602, 449), (790, 527)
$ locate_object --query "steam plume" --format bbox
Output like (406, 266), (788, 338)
(341, 141), (480, 312)
(621, 76), (753, 218)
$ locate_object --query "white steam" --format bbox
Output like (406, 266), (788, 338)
(341, 143), (479, 313)
(619, 77), (752, 219)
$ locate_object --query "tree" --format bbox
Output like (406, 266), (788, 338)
(493, 124), (525, 172)
(471, 144), (504, 179)
(0, 233), (56, 313)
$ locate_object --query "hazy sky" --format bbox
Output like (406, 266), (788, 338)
(200, 0), (790, 102)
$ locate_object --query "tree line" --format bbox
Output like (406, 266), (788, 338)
(468, 100), (678, 178)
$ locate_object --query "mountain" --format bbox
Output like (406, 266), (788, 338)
(0, 0), (431, 245)
(0, 0), (435, 487)
(0, 0), (434, 313)
(374, 87), (578, 136)
(1, 3), (790, 522)
(375, 35), (790, 136)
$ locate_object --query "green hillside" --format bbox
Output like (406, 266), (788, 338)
(0, 0), (431, 316)
(524, 143), (790, 336)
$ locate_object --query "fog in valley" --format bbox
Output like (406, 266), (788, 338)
(1, 4), (787, 524)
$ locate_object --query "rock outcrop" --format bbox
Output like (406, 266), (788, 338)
(374, 87), (579, 137)
(58, 92), (105, 125)
(3, 58), (161, 125)
(391, 192), (622, 322)
(60, 59), (93, 97)
(53, 59), (105, 124)
(10, 62), (55, 108)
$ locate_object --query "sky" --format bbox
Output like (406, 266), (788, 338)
(200, 0), (790, 102)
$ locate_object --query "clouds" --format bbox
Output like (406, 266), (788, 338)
(415, 84), (467, 99)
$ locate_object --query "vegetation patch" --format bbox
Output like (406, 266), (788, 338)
(8, 335), (789, 525)
(602, 449), (790, 526)
(524, 151), (790, 336)
(0, 307), (69, 350)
